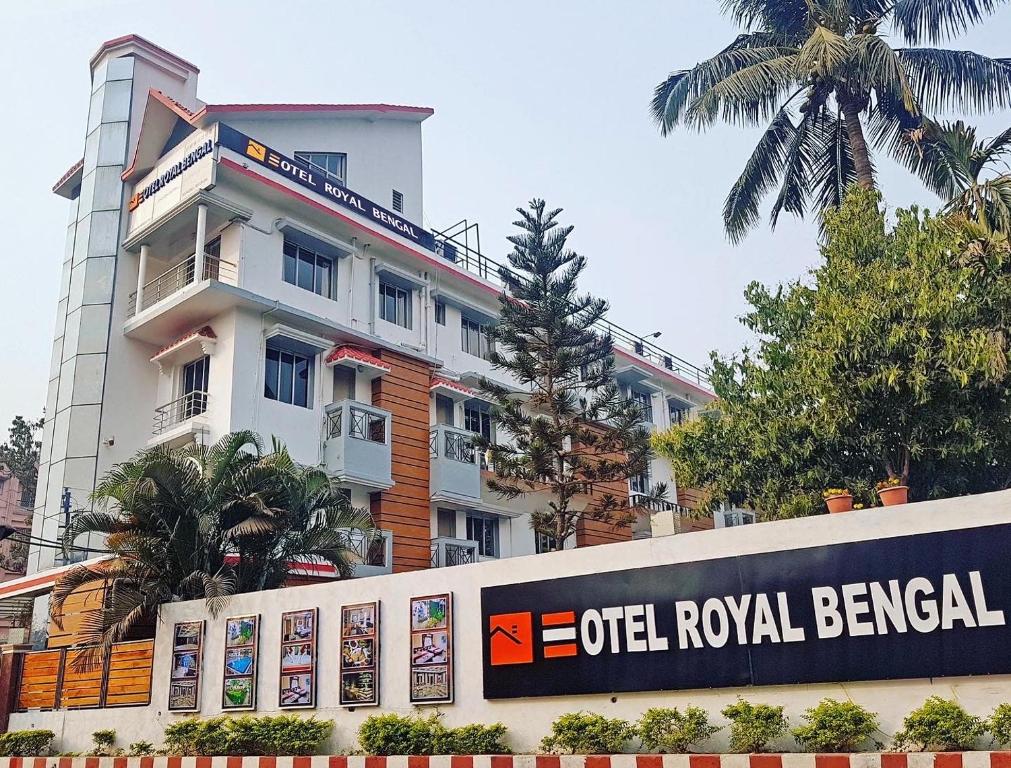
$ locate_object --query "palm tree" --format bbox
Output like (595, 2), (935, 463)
(894, 119), (1011, 233)
(51, 431), (376, 649)
(651, 0), (1011, 243)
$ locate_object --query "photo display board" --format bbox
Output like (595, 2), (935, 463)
(409, 593), (453, 704)
(279, 608), (318, 708)
(168, 620), (204, 711)
(340, 601), (380, 706)
(222, 614), (259, 710)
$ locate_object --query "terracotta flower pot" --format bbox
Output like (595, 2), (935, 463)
(824, 493), (854, 514)
(878, 485), (909, 506)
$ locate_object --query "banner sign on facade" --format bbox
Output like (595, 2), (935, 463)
(222, 614), (259, 710)
(218, 123), (436, 251)
(481, 524), (1011, 699)
(410, 593), (454, 704)
(168, 620), (204, 711)
(279, 608), (317, 708)
(341, 601), (380, 706)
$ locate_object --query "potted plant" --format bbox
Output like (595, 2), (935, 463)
(876, 476), (909, 506)
(822, 488), (853, 514)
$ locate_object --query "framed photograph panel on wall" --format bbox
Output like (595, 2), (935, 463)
(168, 620), (204, 711)
(222, 614), (259, 710)
(279, 608), (317, 708)
(409, 593), (453, 704)
(340, 601), (380, 706)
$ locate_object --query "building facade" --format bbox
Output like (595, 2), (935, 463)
(28, 35), (716, 643)
(0, 467), (34, 642)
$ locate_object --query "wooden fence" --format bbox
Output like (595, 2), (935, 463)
(15, 639), (154, 711)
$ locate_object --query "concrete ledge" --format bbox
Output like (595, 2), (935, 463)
(3, 755), (1011, 768)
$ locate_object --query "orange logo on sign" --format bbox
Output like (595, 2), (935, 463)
(489, 612), (533, 666)
(245, 139), (267, 162)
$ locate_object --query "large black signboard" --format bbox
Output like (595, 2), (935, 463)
(481, 524), (1011, 699)
(217, 123), (435, 251)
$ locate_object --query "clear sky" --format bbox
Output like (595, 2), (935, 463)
(1, 0), (1009, 431)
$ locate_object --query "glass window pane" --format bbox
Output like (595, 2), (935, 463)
(278, 351), (294, 404)
(265, 349), (279, 400)
(283, 241), (297, 285)
(297, 248), (315, 291)
(315, 256), (332, 298)
(293, 354), (310, 407)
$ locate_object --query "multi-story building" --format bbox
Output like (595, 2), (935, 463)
(26, 35), (715, 643)
(0, 466), (34, 642)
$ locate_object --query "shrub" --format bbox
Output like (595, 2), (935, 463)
(91, 729), (118, 756)
(988, 703), (1011, 747)
(0, 729), (55, 757)
(638, 706), (719, 753)
(358, 714), (510, 756)
(540, 712), (636, 754)
(164, 715), (334, 756)
(721, 699), (789, 753)
(127, 741), (156, 757)
(792, 699), (878, 752)
(439, 723), (511, 755)
(893, 697), (984, 752)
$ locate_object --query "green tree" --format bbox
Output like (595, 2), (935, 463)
(653, 187), (1011, 517)
(651, 0), (1011, 242)
(0, 414), (43, 500)
(893, 119), (1011, 234)
(52, 431), (376, 648)
(478, 199), (658, 547)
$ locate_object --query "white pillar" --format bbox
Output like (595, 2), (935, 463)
(136, 244), (149, 312)
(193, 203), (208, 281)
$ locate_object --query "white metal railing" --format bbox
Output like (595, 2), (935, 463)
(153, 390), (208, 434)
(430, 536), (479, 567)
(128, 254), (236, 316)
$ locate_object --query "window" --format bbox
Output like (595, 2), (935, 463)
(669, 404), (691, 426)
(464, 404), (492, 441)
(379, 282), (412, 328)
(18, 487), (35, 509)
(535, 531), (558, 554)
(392, 189), (404, 213)
(181, 355), (210, 418)
(629, 388), (653, 423)
(283, 237), (334, 299)
(461, 315), (491, 360)
(435, 300), (446, 326)
(629, 466), (651, 495)
(723, 509), (756, 527)
(466, 512), (499, 558)
(437, 508), (456, 538)
(294, 151), (346, 185)
(264, 347), (313, 408)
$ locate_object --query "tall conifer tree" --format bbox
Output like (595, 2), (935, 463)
(478, 199), (658, 547)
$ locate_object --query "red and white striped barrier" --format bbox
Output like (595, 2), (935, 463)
(3, 754), (1011, 768)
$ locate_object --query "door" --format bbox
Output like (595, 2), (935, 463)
(182, 355), (210, 418)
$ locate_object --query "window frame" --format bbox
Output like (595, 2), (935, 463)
(264, 346), (314, 409)
(294, 151), (347, 186)
(282, 237), (335, 300)
(379, 281), (412, 329)
(434, 300), (446, 326)
(466, 512), (500, 558)
(461, 315), (492, 360)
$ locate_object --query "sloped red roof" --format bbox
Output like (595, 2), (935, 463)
(430, 376), (475, 397)
(324, 345), (391, 371)
(151, 326), (217, 361)
(52, 158), (84, 193)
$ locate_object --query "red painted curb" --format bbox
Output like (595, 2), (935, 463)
(450, 757), (474, 768)
(691, 756), (723, 768)
(329, 757), (349, 768)
(536, 757), (561, 768)
(408, 758), (429, 768)
(637, 757), (664, 768)
(935, 755), (964, 768)
(992, 754), (1011, 768)
(750, 756), (783, 768)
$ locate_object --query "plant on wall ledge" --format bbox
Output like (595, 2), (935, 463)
(793, 699), (880, 753)
(721, 699), (789, 754)
(893, 696), (984, 752)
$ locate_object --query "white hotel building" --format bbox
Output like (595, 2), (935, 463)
(26, 35), (729, 642)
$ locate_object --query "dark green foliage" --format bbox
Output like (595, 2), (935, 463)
(792, 699), (879, 752)
(163, 715), (334, 756)
(893, 697), (984, 751)
(638, 706), (720, 753)
(721, 699), (789, 753)
(478, 200), (659, 547)
(0, 729), (55, 756)
(0, 414), (42, 497)
(539, 712), (637, 754)
(987, 703), (1011, 747)
(358, 714), (510, 755)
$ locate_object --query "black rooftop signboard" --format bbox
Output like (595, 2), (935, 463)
(218, 123), (436, 251)
(481, 523), (1011, 698)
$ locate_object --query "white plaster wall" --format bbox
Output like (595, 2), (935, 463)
(13, 491), (1011, 753)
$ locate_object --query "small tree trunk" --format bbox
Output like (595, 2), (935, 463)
(841, 101), (875, 190)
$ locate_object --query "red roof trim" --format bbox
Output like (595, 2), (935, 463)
(90, 34), (200, 73)
(431, 377), (476, 397)
(52, 158), (84, 193)
(324, 345), (391, 370)
(204, 103), (433, 117)
(151, 325), (216, 361)
(122, 89), (205, 181)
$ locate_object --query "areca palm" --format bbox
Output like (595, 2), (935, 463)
(893, 119), (1011, 233)
(51, 431), (376, 649)
(651, 0), (1011, 243)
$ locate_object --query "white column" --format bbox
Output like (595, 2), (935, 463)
(193, 203), (208, 281)
(136, 244), (150, 312)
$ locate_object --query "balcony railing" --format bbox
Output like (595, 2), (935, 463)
(629, 493), (695, 517)
(430, 536), (479, 567)
(429, 426), (476, 463)
(322, 400), (393, 489)
(344, 528), (392, 570)
(153, 390), (208, 435)
(326, 402), (387, 443)
(127, 254), (236, 316)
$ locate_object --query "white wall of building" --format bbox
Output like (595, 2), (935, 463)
(12, 491), (1011, 753)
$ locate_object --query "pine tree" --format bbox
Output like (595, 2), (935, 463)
(478, 199), (657, 548)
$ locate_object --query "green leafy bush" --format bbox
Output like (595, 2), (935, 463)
(91, 729), (118, 756)
(988, 703), (1011, 747)
(127, 741), (156, 757)
(540, 712), (636, 754)
(0, 729), (55, 757)
(792, 699), (878, 752)
(721, 699), (789, 753)
(163, 715), (333, 756)
(893, 697), (984, 752)
(638, 706), (719, 753)
(358, 714), (510, 755)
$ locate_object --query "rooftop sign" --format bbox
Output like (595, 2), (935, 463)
(481, 523), (1011, 698)
(218, 123), (435, 251)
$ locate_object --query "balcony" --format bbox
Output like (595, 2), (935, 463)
(322, 400), (393, 490)
(150, 390), (209, 447)
(430, 536), (479, 567)
(128, 253), (236, 316)
(429, 425), (481, 502)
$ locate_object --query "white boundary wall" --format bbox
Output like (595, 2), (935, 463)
(11, 491), (1011, 752)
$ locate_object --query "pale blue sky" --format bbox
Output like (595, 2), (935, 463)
(1, 1), (1009, 430)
